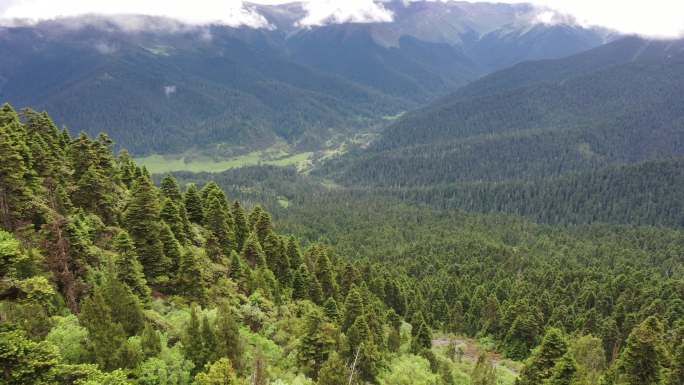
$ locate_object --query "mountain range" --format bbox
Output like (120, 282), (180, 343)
(0, 0), (613, 155)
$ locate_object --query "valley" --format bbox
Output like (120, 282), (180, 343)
(0, 2), (682, 385)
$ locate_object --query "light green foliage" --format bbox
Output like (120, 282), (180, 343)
(0, 328), (59, 385)
(570, 335), (605, 385)
(472, 354), (497, 385)
(138, 337), (195, 385)
(612, 316), (666, 385)
(516, 328), (568, 385)
(378, 354), (439, 385)
(45, 315), (88, 364)
(193, 358), (238, 385)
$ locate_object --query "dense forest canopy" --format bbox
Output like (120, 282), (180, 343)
(1, 104), (683, 385)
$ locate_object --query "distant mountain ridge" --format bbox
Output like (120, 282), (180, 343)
(321, 36), (684, 186)
(0, 1), (613, 155)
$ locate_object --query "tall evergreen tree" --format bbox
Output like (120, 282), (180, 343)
(614, 316), (666, 385)
(113, 231), (150, 300)
(472, 354), (497, 385)
(177, 250), (206, 302)
(242, 233), (266, 269)
(216, 303), (243, 373)
(231, 201), (249, 252)
(343, 286), (365, 332)
(204, 195), (235, 256)
(124, 175), (165, 281)
(184, 184), (204, 224)
(516, 328), (569, 385)
(544, 354), (577, 385)
(160, 175), (183, 202)
(160, 198), (187, 245)
(292, 264), (311, 301)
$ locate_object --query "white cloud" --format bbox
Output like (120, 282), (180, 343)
(0, 0), (271, 28)
(0, 0), (682, 37)
(297, 0), (394, 27)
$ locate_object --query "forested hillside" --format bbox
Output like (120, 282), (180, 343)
(2, 105), (683, 385)
(323, 37), (684, 188)
(0, 1), (611, 156)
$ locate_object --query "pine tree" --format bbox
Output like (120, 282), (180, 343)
(159, 222), (181, 277)
(298, 310), (336, 379)
(324, 297), (340, 323)
(292, 264), (311, 301)
(411, 314), (433, 353)
(343, 286), (365, 332)
(472, 354), (497, 385)
(242, 233), (266, 269)
(200, 315), (218, 366)
(318, 352), (351, 385)
(160, 198), (187, 244)
(160, 175), (183, 202)
(140, 323), (161, 358)
(315, 250), (338, 300)
(177, 250), (206, 302)
(286, 236), (303, 272)
(615, 316), (666, 385)
(516, 328), (568, 385)
(124, 175), (165, 281)
(544, 354), (577, 385)
(194, 358), (238, 385)
(72, 164), (116, 224)
(0, 113), (35, 230)
(216, 303), (243, 373)
(231, 201), (249, 252)
(204, 195), (235, 256)
(113, 231), (150, 300)
(184, 184), (204, 224)
(79, 288), (128, 371)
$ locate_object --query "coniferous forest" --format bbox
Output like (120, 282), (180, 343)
(1, 6), (684, 385)
(1, 90), (684, 385)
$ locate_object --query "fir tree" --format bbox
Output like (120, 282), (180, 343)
(318, 352), (350, 385)
(298, 310), (336, 379)
(216, 303), (243, 373)
(411, 314), (433, 353)
(79, 288), (128, 371)
(310, 276), (324, 305)
(292, 264), (311, 301)
(343, 286), (365, 332)
(0, 112), (35, 230)
(113, 231), (150, 300)
(204, 195), (235, 256)
(177, 250), (206, 302)
(242, 233), (266, 269)
(472, 354), (497, 385)
(184, 184), (204, 224)
(544, 354), (577, 385)
(667, 338), (684, 385)
(286, 236), (303, 272)
(315, 250), (338, 301)
(615, 316), (666, 385)
(160, 198), (187, 245)
(124, 175), (165, 281)
(516, 328), (568, 385)
(231, 201), (249, 252)
(140, 323), (161, 358)
(159, 222), (181, 277)
(160, 175), (183, 202)
(101, 269), (145, 336)
(324, 297), (340, 323)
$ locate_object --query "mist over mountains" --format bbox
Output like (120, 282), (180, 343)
(0, 0), (613, 155)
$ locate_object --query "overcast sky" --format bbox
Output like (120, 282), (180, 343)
(0, 0), (682, 37)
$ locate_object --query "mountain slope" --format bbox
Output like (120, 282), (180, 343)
(322, 37), (684, 186)
(0, 1), (612, 156)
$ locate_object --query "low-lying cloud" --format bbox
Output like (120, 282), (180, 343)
(298, 0), (393, 27)
(0, 0), (271, 28)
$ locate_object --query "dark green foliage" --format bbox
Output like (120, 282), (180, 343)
(298, 309), (337, 379)
(318, 352), (350, 385)
(160, 198), (187, 245)
(79, 288), (129, 371)
(544, 354), (577, 385)
(242, 233), (266, 269)
(140, 323), (161, 358)
(613, 316), (666, 385)
(411, 313), (433, 353)
(177, 250), (206, 302)
(204, 194), (235, 256)
(232, 201), (249, 252)
(215, 303), (243, 373)
(113, 231), (150, 300)
(517, 328), (569, 385)
(124, 175), (166, 281)
(184, 184), (204, 224)
(0, 328), (59, 385)
(292, 264), (311, 301)
(667, 338), (684, 385)
(323, 298), (340, 323)
(471, 354), (496, 385)
(343, 287), (365, 332)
